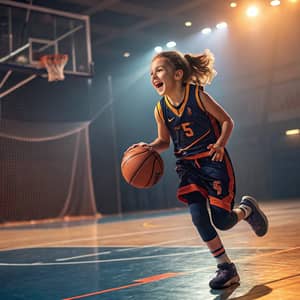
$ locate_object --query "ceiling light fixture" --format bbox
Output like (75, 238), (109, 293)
(216, 22), (228, 29)
(166, 41), (176, 48)
(246, 6), (259, 17)
(286, 129), (300, 136)
(201, 27), (212, 35)
(270, 0), (280, 6)
(154, 46), (163, 53)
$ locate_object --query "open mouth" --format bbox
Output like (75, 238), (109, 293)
(154, 82), (163, 89)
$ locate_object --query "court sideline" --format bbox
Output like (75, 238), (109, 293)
(0, 200), (299, 299)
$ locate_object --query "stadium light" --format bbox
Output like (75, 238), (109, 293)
(166, 41), (176, 48)
(270, 0), (281, 6)
(246, 6), (260, 17)
(286, 129), (300, 136)
(216, 22), (228, 29)
(154, 46), (163, 53)
(201, 27), (212, 35)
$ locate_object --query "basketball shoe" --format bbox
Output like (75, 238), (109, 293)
(209, 262), (240, 289)
(240, 195), (268, 237)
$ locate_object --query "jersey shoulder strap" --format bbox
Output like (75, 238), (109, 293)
(194, 84), (207, 113)
(155, 99), (165, 123)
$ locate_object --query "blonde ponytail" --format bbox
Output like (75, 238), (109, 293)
(184, 49), (217, 86)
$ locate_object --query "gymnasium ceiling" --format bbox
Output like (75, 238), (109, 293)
(17, 0), (232, 59)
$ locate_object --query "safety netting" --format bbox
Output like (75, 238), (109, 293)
(0, 119), (98, 224)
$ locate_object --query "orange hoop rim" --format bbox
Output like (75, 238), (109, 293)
(39, 54), (69, 81)
(39, 54), (69, 67)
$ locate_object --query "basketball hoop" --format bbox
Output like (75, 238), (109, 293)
(40, 54), (68, 82)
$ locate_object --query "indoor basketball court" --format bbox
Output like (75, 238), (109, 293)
(0, 200), (299, 299)
(0, 0), (300, 299)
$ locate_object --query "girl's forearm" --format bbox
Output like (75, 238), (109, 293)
(216, 119), (234, 147)
(150, 138), (170, 153)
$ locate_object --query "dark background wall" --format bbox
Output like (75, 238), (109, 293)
(1, 5), (300, 215)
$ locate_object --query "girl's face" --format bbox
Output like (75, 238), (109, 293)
(150, 57), (179, 96)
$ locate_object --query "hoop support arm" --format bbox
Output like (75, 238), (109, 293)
(0, 74), (37, 99)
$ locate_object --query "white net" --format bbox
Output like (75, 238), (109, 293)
(40, 54), (69, 82)
(0, 120), (98, 224)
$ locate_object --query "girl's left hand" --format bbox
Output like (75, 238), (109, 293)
(125, 142), (151, 153)
(207, 144), (224, 161)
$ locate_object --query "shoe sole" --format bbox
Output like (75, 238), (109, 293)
(242, 196), (269, 236)
(210, 274), (240, 289)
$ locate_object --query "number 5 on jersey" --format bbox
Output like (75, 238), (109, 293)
(181, 122), (194, 137)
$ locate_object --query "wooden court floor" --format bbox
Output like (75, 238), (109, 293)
(0, 199), (299, 300)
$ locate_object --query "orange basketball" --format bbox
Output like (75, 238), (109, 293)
(121, 146), (164, 188)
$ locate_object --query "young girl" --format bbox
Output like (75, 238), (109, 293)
(128, 50), (268, 289)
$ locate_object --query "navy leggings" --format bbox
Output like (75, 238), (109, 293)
(187, 192), (238, 242)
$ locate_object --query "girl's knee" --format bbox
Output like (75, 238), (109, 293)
(189, 202), (217, 241)
(189, 203), (207, 227)
(212, 217), (233, 230)
(211, 207), (238, 231)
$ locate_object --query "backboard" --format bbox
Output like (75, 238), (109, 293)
(0, 0), (93, 78)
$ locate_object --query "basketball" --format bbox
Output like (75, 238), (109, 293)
(121, 146), (164, 188)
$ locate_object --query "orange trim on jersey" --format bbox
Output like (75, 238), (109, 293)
(209, 196), (232, 212)
(155, 101), (164, 123)
(174, 130), (211, 155)
(195, 85), (206, 112)
(164, 84), (190, 117)
(208, 154), (235, 212)
(183, 151), (211, 160)
(177, 184), (208, 203)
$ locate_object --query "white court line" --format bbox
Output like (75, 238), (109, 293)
(116, 236), (200, 252)
(187, 246), (300, 275)
(2, 220), (263, 252)
(25, 242), (292, 264)
(54, 236), (200, 261)
(47, 222), (260, 262)
(0, 225), (192, 252)
(0, 249), (208, 266)
(56, 251), (111, 262)
(48, 244), (288, 250)
(0, 246), (299, 267)
(2, 206), (298, 250)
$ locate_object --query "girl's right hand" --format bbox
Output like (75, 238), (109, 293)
(125, 142), (152, 152)
(207, 143), (225, 161)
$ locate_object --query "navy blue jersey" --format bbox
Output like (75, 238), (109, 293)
(156, 84), (221, 159)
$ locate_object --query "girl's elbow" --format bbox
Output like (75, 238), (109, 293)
(222, 117), (234, 129)
(163, 140), (170, 149)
